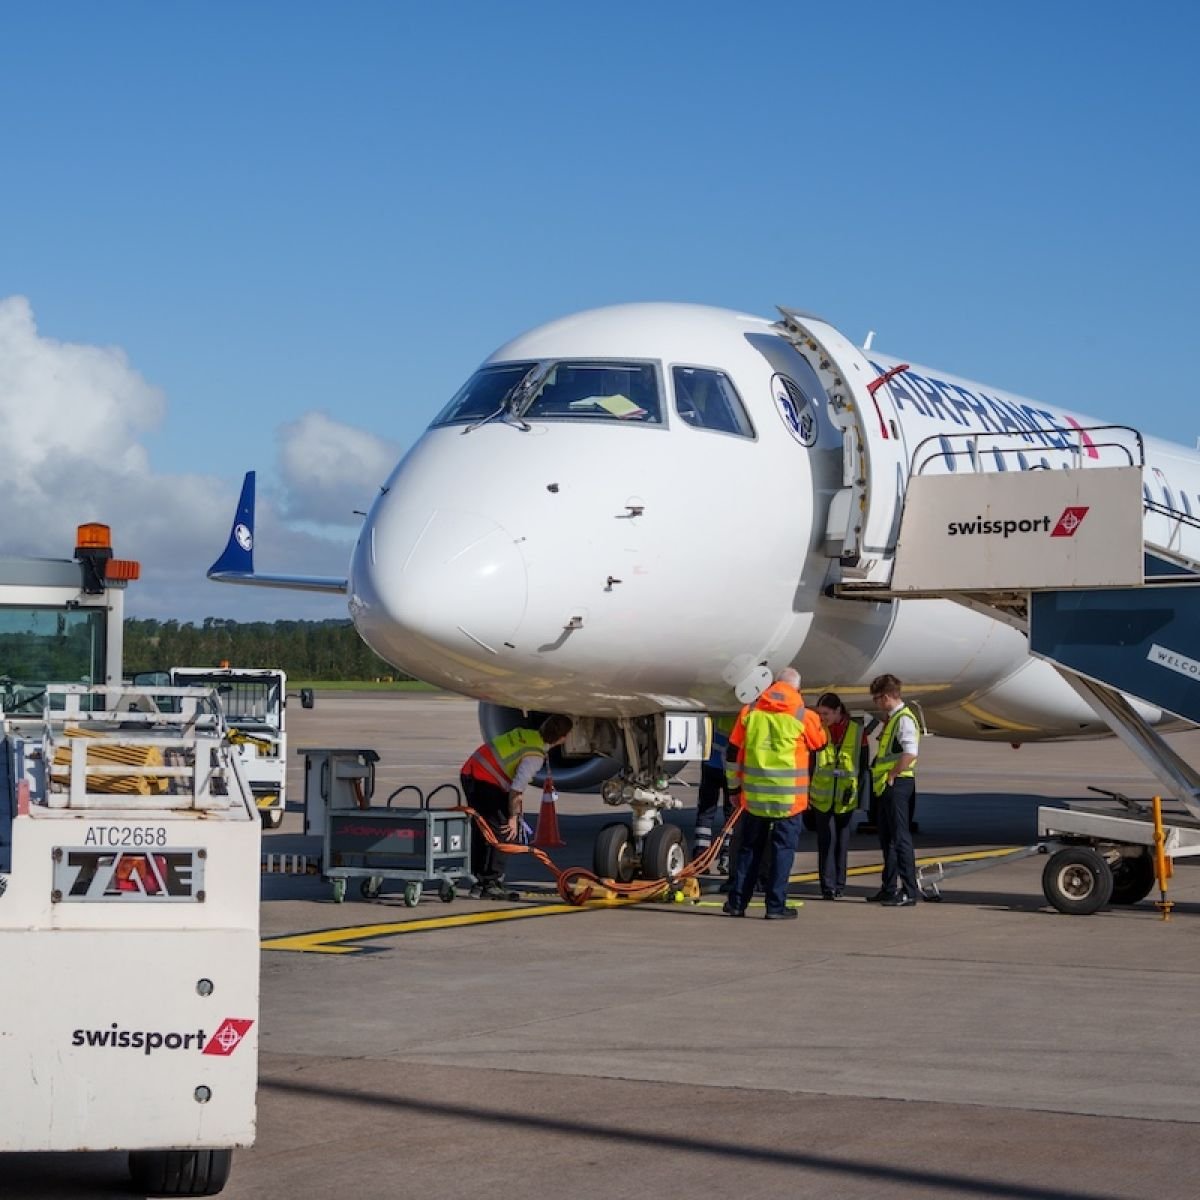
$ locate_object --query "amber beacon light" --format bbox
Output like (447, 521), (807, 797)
(74, 523), (140, 591)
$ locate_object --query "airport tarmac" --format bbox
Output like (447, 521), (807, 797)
(10, 693), (1200, 1200)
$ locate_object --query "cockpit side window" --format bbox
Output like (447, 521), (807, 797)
(431, 362), (538, 426)
(672, 367), (755, 438)
(521, 361), (662, 424)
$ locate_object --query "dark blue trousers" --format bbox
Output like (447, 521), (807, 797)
(729, 811), (802, 914)
(813, 807), (853, 893)
(878, 777), (918, 898)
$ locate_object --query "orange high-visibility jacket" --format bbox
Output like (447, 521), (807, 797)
(726, 681), (827, 818)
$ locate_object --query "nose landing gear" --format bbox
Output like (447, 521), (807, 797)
(593, 769), (687, 881)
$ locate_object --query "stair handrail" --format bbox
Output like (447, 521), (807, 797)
(910, 424), (1144, 477)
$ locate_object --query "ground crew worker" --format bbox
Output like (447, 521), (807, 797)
(460, 714), (574, 900)
(722, 668), (826, 920)
(810, 692), (862, 900)
(866, 674), (920, 906)
(694, 713), (736, 876)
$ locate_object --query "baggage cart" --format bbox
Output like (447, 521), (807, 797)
(298, 747), (473, 904)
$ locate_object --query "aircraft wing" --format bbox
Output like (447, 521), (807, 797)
(207, 471), (349, 595)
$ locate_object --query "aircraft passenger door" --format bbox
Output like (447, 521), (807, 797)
(775, 309), (910, 584)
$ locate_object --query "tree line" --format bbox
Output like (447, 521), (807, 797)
(123, 618), (413, 681)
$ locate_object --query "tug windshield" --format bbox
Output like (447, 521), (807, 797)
(0, 606), (105, 713)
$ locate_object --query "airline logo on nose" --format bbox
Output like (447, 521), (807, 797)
(1050, 506), (1090, 538)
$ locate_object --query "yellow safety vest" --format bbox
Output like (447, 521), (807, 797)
(809, 719), (862, 814)
(464, 728), (546, 790)
(870, 704), (919, 797)
(727, 706), (814, 819)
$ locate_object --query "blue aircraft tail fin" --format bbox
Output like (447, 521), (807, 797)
(207, 471), (348, 593)
(208, 471), (257, 578)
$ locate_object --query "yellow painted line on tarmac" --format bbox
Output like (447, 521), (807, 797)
(787, 845), (1021, 884)
(261, 902), (586, 954)
(263, 848), (1025, 954)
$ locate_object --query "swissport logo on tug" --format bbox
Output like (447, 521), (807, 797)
(946, 506), (1091, 540)
(70, 1017), (254, 1056)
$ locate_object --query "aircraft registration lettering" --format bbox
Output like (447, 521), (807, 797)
(662, 714), (706, 761)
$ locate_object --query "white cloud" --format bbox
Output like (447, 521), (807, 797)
(0, 295), (401, 624)
(277, 411), (401, 525)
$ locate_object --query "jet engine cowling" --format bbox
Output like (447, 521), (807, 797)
(476, 702), (625, 793)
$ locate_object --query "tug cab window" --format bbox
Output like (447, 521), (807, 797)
(0, 607), (106, 714)
(672, 367), (754, 437)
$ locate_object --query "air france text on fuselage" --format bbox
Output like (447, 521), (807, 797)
(871, 359), (1089, 451)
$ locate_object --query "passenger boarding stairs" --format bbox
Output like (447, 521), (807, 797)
(833, 427), (1200, 825)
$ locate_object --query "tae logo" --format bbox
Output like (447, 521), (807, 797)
(1050, 507), (1090, 538)
(202, 1018), (255, 1057)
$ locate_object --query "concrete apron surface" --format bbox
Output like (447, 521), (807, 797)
(10, 693), (1200, 1200)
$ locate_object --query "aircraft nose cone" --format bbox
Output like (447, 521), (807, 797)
(350, 507), (528, 680)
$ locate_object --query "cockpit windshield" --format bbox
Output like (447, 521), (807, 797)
(431, 360), (663, 428)
(431, 362), (538, 427)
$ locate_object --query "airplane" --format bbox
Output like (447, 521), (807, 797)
(210, 302), (1200, 876)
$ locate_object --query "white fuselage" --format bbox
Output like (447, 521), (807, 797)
(347, 303), (1200, 740)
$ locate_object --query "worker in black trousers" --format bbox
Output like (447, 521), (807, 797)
(865, 674), (920, 906)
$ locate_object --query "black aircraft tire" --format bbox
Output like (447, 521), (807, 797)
(641, 823), (687, 881)
(128, 1149), (233, 1196)
(1042, 847), (1113, 915)
(1109, 852), (1157, 905)
(594, 822), (636, 883)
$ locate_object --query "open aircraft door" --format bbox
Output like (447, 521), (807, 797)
(775, 308), (910, 585)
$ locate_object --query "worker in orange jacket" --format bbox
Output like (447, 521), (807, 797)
(722, 668), (826, 920)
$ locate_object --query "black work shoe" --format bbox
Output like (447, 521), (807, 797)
(477, 881), (519, 901)
(865, 890), (892, 903)
(764, 907), (799, 920)
(721, 901), (745, 918)
(821, 889), (836, 901)
(881, 892), (917, 907)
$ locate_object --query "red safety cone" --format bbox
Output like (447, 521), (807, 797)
(530, 777), (566, 848)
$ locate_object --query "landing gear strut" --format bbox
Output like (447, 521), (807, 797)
(591, 717), (687, 880)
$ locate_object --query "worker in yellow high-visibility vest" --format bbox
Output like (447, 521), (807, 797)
(866, 673), (920, 906)
(810, 692), (864, 900)
(460, 715), (573, 900)
(723, 668), (827, 920)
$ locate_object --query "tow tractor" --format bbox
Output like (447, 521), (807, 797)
(0, 525), (260, 1196)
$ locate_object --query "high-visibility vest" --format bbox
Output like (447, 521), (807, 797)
(463, 727), (546, 790)
(726, 693), (820, 819)
(871, 704), (919, 797)
(809, 719), (862, 815)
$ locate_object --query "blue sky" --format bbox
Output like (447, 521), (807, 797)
(1, 1), (1196, 620)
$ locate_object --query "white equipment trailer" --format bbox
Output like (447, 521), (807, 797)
(170, 666), (294, 829)
(0, 526), (260, 1197)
